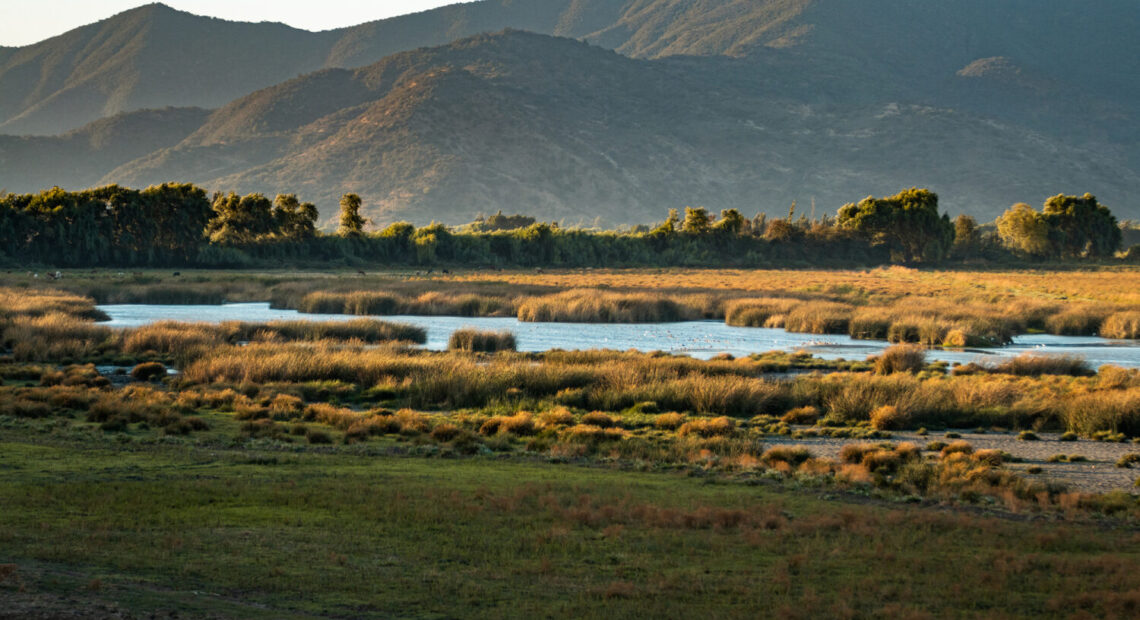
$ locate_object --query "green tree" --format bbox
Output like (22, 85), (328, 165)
(681, 207), (712, 234)
(273, 194), (318, 240)
(651, 208), (679, 236)
(206, 193), (274, 244)
(713, 208), (746, 234)
(996, 203), (1052, 257)
(837, 188), (953, 262)
(1042, 193), (1121, 257)
(338, 193), (366, 237)
(763, 219), (798, 242)
(411, 222), (455, 264)
(952, 214), (980, 257)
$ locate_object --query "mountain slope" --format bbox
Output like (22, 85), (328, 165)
(0, 107), (210, 192)
(0, 4), (336, 135)
(101, 31), (1140, 224)
(1, 2), (1137, 225)
(4, 0), (1138, 139)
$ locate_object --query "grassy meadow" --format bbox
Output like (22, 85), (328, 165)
(2, 268), (1140, 617)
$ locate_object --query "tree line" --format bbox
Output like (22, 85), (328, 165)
(0, 184), (1131, 268)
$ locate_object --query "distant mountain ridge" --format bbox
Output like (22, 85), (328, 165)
(0, 106), (209, 193)
(86, 31), (1140, 224)
(0, 1), (1137, 225)
(7, 0), (1137, 136)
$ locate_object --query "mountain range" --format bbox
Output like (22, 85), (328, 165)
(1, 0), (1137, 225)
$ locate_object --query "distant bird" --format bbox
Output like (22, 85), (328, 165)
(357, 270), (366, 276)
(172, 272), (181, 277)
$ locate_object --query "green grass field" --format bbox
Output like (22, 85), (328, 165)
(3, 427), (1140, 618)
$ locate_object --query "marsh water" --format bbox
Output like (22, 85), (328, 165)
(98, 302), (1140, 368)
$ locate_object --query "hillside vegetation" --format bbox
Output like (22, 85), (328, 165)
(0, 0), (1137, 224)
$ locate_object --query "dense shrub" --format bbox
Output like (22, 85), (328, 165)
(874, 345), (926, 375)
(448, 329), (517, 353)
(131, 362), (168, 382)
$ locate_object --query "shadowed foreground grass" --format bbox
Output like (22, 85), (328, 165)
(2, 435), (1140, 618)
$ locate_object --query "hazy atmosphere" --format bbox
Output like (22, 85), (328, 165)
(0, 0), (469, 45)
(2, 2), (1140, 618)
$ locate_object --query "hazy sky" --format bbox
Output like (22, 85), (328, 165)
(0, 1), (475, 47)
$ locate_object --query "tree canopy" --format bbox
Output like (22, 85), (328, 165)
(837, 188), (954, 262)
(997, 194), (1121, 258)
(0, 184), (1127, 269)
(338, 193), (366, 237)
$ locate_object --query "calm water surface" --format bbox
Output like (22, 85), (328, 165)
(98, 302), (1140, 367)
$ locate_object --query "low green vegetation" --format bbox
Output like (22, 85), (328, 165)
(2, 433), (1139, 618)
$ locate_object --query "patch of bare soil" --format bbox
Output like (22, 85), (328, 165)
(766, 430), (1140, 494)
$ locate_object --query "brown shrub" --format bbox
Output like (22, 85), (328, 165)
(973, 449), (1007, 467)
(538, 407), (576, 428)
(839, 443), (880, 464)
(480, 412), (536, 436)
(678, 417), (735, 438)
(130, 362), (168, 382)
(447, 328), (516, 352)
(562, 424), (626, 443)
(992, 354), (1093, 377)
(581, 411), (616, 428)
(654, 412), (686, 430)
(267, 394), (304, 420)
(1101, 311), (1140, 339)
(761, 445), (812, 467)
(870, 405), (909, 430)
(430, 423), (462, 442)
(940, 440), (975, 458)
(874, 345), (926, 375)
(394, 409), (430, 435)
(780, 406), (820, 425)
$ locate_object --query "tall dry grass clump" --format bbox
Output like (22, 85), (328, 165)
(991, 354), (1093, 377)
(3, 313), (112, 361)
(448, 328), (517, 353)
(0, 288), (107, 321)
(120, 319), (425, 356)
(480, 412), (537, 436)
(874, 345), (926, 375)
(251, 319), (425, 344)
(724, 298), (800, 327)
(296, 291), (511, 317)
(678, 417), (736, 438)
(516, 289), (699, 323)
(120, 321), (228, 355)
(847, 308), (893, 340)
(869, 405), (909, 430)
(783, 302), (852, 334)
(1063, 390), (1140, 437)
(1044, 306), (1110, 336)
(2, 313), (112, 345)
(1101, 312), (1140, 339)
